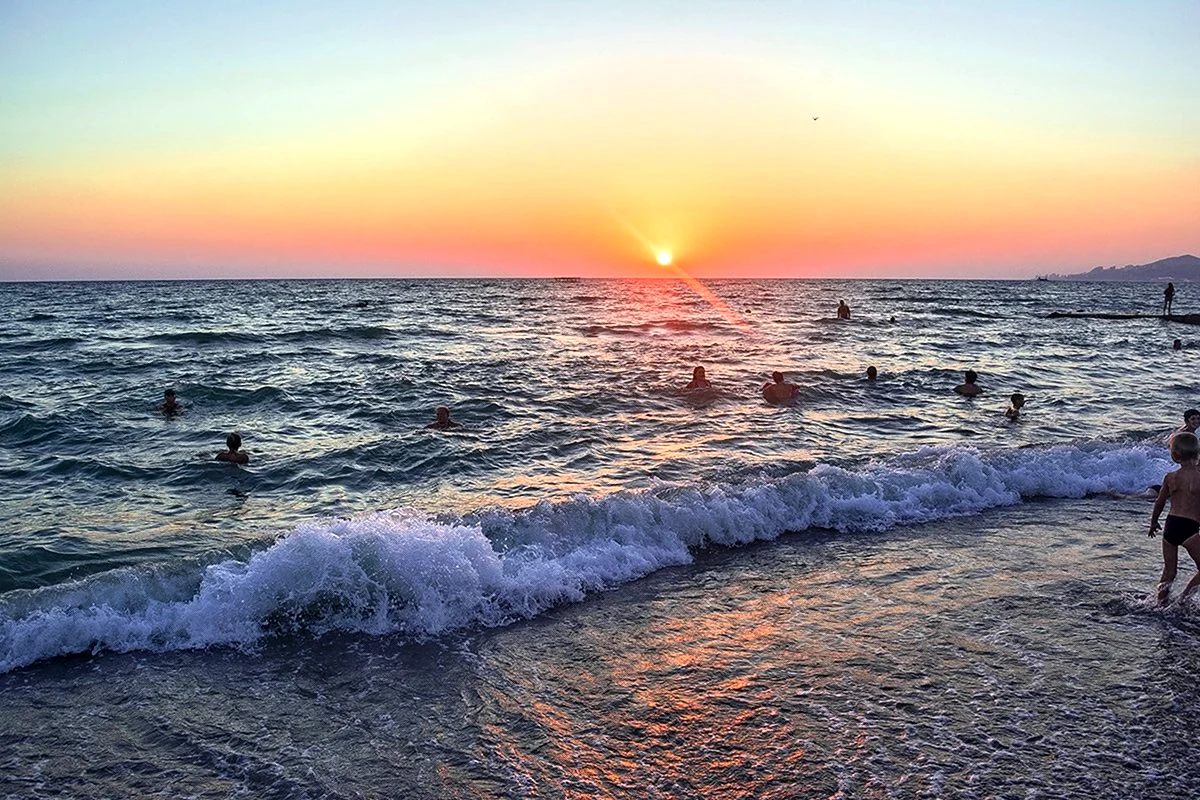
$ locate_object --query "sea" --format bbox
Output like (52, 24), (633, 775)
(2, 277), (1199, 799)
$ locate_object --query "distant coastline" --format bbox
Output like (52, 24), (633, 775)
(1048, 254), (1200, 282)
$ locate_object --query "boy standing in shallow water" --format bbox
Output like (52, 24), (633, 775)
(1148, 431), (1200, 606)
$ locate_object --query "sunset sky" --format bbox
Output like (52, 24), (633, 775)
(2, 0), (1198, 280)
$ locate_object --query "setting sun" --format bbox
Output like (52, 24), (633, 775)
(656, 251), (673, 266)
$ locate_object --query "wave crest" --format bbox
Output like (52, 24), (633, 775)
(0, 441), (1169, 673)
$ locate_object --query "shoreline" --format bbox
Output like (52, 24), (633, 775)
(3, 495), (1197, 798)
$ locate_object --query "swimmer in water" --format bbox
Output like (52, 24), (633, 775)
(866, 366), (878, 382)
(837, 300), (851, 320)
(1148, 431), (1200, 606)
(1177, 409), (1200, 436)
(685, 366), (712, 390)
(1004, 392), (1026, 419)
(159, 388), (180, 415)
(216, 432), (249, 464)
(762, 371), (799, 404)
(427, 405), (461, 430)
(954, 369), (982, 397)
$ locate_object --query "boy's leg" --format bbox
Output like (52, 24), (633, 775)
(1158, 540), (1179, 606)
(1174, 535), (1200, 604)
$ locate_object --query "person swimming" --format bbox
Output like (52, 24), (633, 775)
(685, 366), (712, 390)
(159, 388), (181, 415)
(762, 371), (799, 403)
(837, 300), (851, 320)
(954, 369), (982, 397)
(866, 366), (878, 382)
(1005, 392), (1026, 419)
(216, 432), (249, 464)
(427, 405), (461, 430)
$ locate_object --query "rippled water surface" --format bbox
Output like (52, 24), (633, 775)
(2, 278), (1198, 797)
(1, 278), (1191, 589)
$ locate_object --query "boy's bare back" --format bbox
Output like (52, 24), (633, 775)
(1164, 465), (1200, 522)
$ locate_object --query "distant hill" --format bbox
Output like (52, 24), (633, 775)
(1053, 254), (1200, 281)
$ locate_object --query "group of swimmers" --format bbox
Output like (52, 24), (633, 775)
(684, 363), (1027, 420)
(687, 353), (1196, 607)
(152, 293), (1200, 608)
(157, 387), (461, 465)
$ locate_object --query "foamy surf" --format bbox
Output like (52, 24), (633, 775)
(0, 440), (1170, 673)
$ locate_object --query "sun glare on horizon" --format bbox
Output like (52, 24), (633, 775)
(656, 251), (672, 266)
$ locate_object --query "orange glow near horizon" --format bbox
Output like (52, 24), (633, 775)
(2, 4), (1198, 280)
(611, 213), (755, 333)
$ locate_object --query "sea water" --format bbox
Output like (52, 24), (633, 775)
(1, 278), (1198, 798)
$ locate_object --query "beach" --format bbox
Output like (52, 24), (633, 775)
(3, 495), (1198, 798)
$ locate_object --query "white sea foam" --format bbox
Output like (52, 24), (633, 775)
(0, 441), (1171, 673)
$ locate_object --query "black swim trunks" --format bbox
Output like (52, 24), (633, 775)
(1163, 515), (1200, 546)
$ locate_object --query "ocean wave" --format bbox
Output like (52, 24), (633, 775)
(0, 394), (37, 413)
(5, 336), (83, 353)
(187, 384), (297, 408)
(928, 307), (1007, 320)
(0, 440), (1170, 674)
(144, 331), (266, 345)
(0, 411), (105, 449)
(579, 320), (729, 336)
(277, 326), (395, 342)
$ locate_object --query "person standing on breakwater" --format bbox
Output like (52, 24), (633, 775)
(427, 405), (461, 430)
(1148, 431), (1200, 606)
(762, 371), (799, 403)
(837, 300), (851, 319)
(216, 433), (249, 464)
(954, 370), (982, 397)
(685, 366), (712, 390)
(1164, 282), (1175, 316)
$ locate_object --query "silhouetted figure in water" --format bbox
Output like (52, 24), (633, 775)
(837, 300), (851, 319)
(1005, 392), (1026, 420)
(159, 388), (180, 416)
(216, 432), (249, 464)
(1164, 282), (1176, 316)
(427, 405), (461, 430)
(866, 366), (878, 382)
(954, 369), (982, 397)
(1174, 339), (1183, 351)
(685, 366), (712, 390)
(762, 371), (799, 403)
